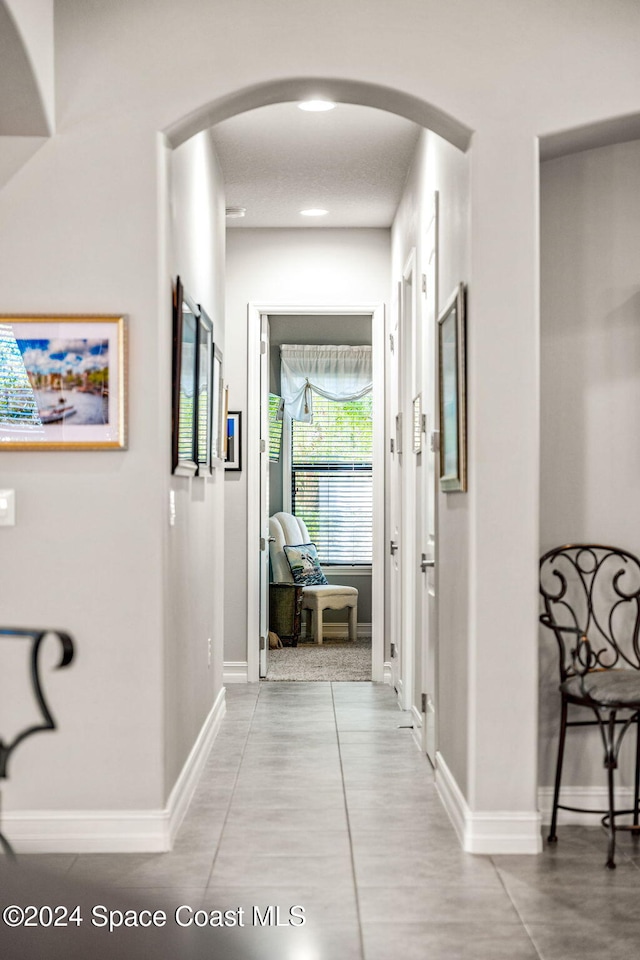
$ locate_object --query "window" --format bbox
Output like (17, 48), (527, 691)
(268, 393), (284, 461)
(291, 393), (372, 564)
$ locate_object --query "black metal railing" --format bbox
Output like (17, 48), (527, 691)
(0, 628), (75, 859)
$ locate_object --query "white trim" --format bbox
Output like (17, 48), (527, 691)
(223, 661), (249, 683)
(434, 750), (468, 846)
(399, 249), (417, 711)
(4, 689), (226, 854)
(383, 661), (393, 684)
(247, 301), (386, 685)
(301, 621), (372, 640)
(2, 810), (171, 855)
(371, 302), (385, 682)
(247, 304), (262, 682)
(411, 704), (423, 751)
(435, 751), (542, 855)
(538, 785), (635, 825)
(166, 686), (226, 846)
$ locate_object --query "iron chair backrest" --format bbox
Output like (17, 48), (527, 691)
(540, 544), (640, 682)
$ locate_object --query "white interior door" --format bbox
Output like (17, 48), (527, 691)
(408, 254), (427, 745)
(422, 193), (440, 765)
(401, 254), (416, 715)
(388, 282), (403, 697)
(259, 313), (270, 677)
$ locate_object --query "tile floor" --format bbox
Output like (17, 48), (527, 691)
(15, 681), (640, 959)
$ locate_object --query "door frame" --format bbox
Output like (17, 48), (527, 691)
(246, 301), (386, 683)
(400, 249), (418, 712)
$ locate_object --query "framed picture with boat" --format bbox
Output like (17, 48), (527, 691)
(0, 315), (127, 450)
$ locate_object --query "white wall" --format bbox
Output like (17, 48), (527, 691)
(4, 0), (55, 131)
(165, 130), (226, 796)
(224, 229), (390, 666)
(0, 0), (54, 135)
(539, 139), (640, 792)
(391, 129), (471, 792)
(0, 129), (165, 816)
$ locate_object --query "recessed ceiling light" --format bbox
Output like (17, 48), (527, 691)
(300, 208), (329, 217)
(225, 206), (246, 219)
(298, 100), (336, 112)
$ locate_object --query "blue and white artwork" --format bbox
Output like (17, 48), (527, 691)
(16, 338), (110, 425)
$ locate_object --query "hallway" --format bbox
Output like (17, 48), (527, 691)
(20, 682), (640, 959)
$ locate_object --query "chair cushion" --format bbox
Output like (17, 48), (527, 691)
(283, 543), (328, 586)
(302, 584), (358, 597)
(561, 670), (640, 707)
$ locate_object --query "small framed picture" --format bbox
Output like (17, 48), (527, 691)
(0, 314), (127, 450)
(225, 411), (241, 471)
(437, 283), (467, 492)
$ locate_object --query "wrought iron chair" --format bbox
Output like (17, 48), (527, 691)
(0, 628), (74, 859)
(540, 544), (640, 868)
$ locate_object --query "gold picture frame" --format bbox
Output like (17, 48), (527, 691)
(0, 315), (127, 450)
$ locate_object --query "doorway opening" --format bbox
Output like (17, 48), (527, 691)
(265, 313), (373, 681)
(246, 303), (385, 684)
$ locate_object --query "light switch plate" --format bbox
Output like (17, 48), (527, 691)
(0, 489), (15, 526)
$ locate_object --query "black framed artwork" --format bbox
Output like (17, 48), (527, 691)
(172, 276), (199, 476)
(225, 411), (241, 471)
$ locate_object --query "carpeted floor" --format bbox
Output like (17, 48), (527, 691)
(265, 638), (372, 681)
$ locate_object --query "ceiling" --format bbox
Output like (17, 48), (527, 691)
(211, 102), (420, 229)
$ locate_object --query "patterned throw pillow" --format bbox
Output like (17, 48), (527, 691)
(283, 543), (328, 586)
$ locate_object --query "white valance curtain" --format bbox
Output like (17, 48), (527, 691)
(280, 344), (373, 422)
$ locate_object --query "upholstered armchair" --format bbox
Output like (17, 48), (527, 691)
(269, 511), (358, 645)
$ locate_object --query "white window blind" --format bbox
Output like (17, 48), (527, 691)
(0, 324), (42, 433)
(291, 394), (372, 564)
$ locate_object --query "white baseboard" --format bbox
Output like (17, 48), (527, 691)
(435, 751), (467, 846)
(383, 661), (393, 685)
(435, 751), (542, 855)
(4, 687), (226, 854)
(538, 785), (635, 825)
(223, 661), (249, 683)
(410, 705), (423, 751)
(166, 685), (226, 847)
(2, 810), (171, 855)
(300, 622), (372, 640)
